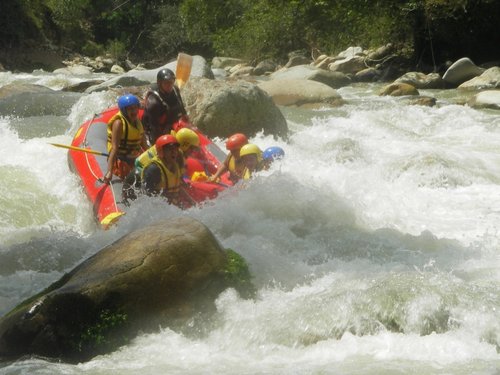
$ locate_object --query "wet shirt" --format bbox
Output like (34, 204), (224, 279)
(142, 84), (187, 144)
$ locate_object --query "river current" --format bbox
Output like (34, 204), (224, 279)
(0, 70), (499, 374)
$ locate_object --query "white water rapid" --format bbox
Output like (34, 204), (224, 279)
(0, 71), (499, 374)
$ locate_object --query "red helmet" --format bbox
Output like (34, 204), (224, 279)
(225, 133), (248, 151)
(155, 134), (179, 149)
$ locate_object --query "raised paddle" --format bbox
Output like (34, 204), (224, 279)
(49, 143), (109, 157)
(175, 53), (193, 89)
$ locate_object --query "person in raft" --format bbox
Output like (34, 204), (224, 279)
(141, 134), (191, 206)
(261, 146), (285, 170)
(142, 68), (189, 145)
(239, 143), (264, 179)
(133, 127), (198, 174)
(103, 94), (147, 185)
(122, 129), (198, 202)
(208, 133), (248, 184)
(175, 127), (219, 177)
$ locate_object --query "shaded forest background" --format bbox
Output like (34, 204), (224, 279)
(1, 0), (499, 72)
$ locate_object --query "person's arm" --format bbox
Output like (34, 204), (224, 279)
(143, 163), (162, 196)
(209, 154), (230, 182)
(103, 119), (123, 184)
(140, 132), (148, 151)
(174, 86), (188, 116)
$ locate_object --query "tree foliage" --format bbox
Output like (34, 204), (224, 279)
(0, 0), (498, 68)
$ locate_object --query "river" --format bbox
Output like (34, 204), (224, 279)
(0, 69), (499, 374)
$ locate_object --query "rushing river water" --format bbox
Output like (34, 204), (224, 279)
(0, 69), (499, 374)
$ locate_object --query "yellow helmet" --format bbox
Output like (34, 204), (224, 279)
(175, 128), (200, 152)
(239, 143), (263, 162)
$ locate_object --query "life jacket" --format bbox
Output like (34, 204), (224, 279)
(141, 156), (181, 197)
(226, 154), (246, 183)
(143, 85), (186, 132)
(135, 145), (158, 172)
(136, 145), (185, 175)
(241, 161), (264, 180)
(107, 111), (144, 161)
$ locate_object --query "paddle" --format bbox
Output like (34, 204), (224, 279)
(175, 53), (193, 89)
(49, 143), (109, 157)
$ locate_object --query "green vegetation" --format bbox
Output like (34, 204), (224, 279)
(224, 248), (255, 298)
(75, 308), (129, 354)
(1, 0), (498, 68)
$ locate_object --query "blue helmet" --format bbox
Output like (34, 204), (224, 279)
(263, 146), (285, 161)
(118, 94), (140, 113)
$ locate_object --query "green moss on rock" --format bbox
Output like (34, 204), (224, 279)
(224, 249), (256, 298)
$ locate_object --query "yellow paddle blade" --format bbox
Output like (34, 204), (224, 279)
(175, 53), (193, 89)
(49, 143), (109, 157)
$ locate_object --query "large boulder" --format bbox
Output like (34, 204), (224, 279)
(212, 56), (247, 69)
(85, 55), (213, 93)
(459, 67), (500, 90)
(379, 82), (419, 96)
(395, 72), (445, 89)
(258, 79), (344, 107)
(0, 217), (253, 362)
(270, 65), (351, 89)
(468, 90), (500, 110)
(0, 83), (54, 100)
(53, 64), (93, 75)
(442, 57), (485, 86)
(0, 83), (81, 116)
(181, 77), (288, 139)
(328, 56), (366, 75)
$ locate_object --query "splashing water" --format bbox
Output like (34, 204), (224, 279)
(0, 73), (499, 374)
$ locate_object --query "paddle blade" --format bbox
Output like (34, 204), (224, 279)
(49, 143), (108, 157)
(176, 53), (193, 88)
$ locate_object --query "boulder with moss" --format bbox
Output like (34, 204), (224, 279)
(0, 217), (254, 363)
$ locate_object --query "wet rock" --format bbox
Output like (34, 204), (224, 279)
(62, 80), (106, 93)
(212, 57), (247, 69)
(53, 64), (93, 75)
(229, 65), (254, 77)
(380, 82), (419, 96)
(85, 55), (213, 93)
(468, 90), (500, 110)
(409, 96), (437, 107)
(459, 67), (500, 90)
(0, 83), (81, 116)
(110, 64), (125, 74)
(0, 217), (253, 362)
(443, 57), (485, 86)
(182, 78), (288, 139)
(395, 72), (445, 89)
(258, 78), (344, 107)
(270, 65), (351, 89)
(355, 67), (382, 82)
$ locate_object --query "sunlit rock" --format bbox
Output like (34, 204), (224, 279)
(258, 78), (344, 107)
(182, 77), (288, 139)
(468, 90), (500, 110)
(442, 57), (485, 86)
(459, 67), (500, 90)
(270, 65), (351, 89)
(0, 217), (253, 362)
(212, 57), (247, 69)
(379, 82), (419, 96)
(395, 72), (445, 89)
(85, 55), (213, 93)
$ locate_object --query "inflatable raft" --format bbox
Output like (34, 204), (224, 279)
(68, 106), (230, 228)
